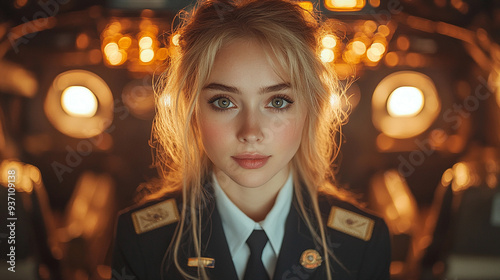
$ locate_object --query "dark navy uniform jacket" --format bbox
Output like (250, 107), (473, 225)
(112, 188), (391, 280)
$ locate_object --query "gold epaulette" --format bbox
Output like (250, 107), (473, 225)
(131, 199), (180, 234)
(327, 206), (374, 241)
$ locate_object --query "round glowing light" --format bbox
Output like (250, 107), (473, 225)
(453, 162), (471, 192)
(140, 49), (155, 63)
(397, 36), (410, 51)
(139, 36), (153, 49)
(171, 33), (180, 46)
(330, 0), (358, 8)
(372, 71), (440, 139)
(387, 86), (424, 117)
(108, 50), (124, 65)
(61, 86), (98, 117)
(370, 42), (386, 56)
(352, 41), (366, 55)
(366, 47), (382, 62)
(363, 20), (378, 34)
(384, 52), (399, 67)
(118, 36), (132, 49)
(378, 25), (390, 37)
(103, 42), (118, 56)
(156, 48), (169, 60)
(320, 48), (335, 63)
(322, 35), (337, 49)
(76, 33), (89, 49)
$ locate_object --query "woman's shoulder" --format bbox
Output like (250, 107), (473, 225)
(115, 191), (182, 236)
(317, 191), (389, 242)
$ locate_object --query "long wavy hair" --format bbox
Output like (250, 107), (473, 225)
(148, 0), (349, 279)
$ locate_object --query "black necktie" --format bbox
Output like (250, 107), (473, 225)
(243, 230), (270, 280)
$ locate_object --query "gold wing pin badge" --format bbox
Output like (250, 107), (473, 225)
(131, 199), (180, 234)
(327, 206), (374, 241)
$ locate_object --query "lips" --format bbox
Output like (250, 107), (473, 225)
(232, 154), (270, 169)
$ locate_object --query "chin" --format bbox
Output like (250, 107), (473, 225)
(231, 174), (274, 189)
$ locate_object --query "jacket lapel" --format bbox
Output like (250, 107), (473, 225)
(202, 203), (239, 280)
(273, 201), (325, 280)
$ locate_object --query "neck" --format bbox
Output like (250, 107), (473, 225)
(215, 167), (289, 222)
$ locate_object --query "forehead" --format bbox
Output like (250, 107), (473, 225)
(206, 37), (289, 87)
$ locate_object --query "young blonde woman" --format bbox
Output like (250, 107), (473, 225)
(112, 0), (391, 279)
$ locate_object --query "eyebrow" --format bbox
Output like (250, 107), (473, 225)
(202, 82), (291, 94)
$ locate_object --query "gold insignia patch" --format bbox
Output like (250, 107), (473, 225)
(327, 206), (374, 241)
(300, 249), (322, 269)
(132, 199), (179, 234)
(188, 257), (215, 268)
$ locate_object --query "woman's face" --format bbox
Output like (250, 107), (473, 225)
(197, 38), (307, 189)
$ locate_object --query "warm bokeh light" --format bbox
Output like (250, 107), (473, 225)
(397, 35), (410, 51)
(140, 49), (155, 63)
(387, 86), (424, 117)
(61, 86), (98, 118)
(156, 48), (169, 60)
(320, 48), (335, 63)
(103, 42), (119, 57)
(118, 36), (132, 49)
(452, 162), (471, 192)
(363, 20), (378, 34)
(139, 36), (153, 49)
(76, 33), (89, 50)
(384, 52), (399, 67)
(441, 168), (454, 186)
(369, 0), (380, 7)
(172, 33), (180, 46)
(0, 160), (36, 193)
(372, 71), (441, 139)
(45, 70), (113, 138)
(370, 42), (386, 56)
(366, 47), (382, 62)
(370, 170), (418, 235)
(14, 0), (28, 8)
(352, 40), (367, 55)
(377, 25), (390, 37)
(322, 35), (337, 49)
(108, 50), (125, 65)
(325, 0), (365, 11)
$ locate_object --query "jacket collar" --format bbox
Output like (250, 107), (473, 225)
(189, 189), (324, 280)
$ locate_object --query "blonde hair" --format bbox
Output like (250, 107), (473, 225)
(149, 0), (349, 279)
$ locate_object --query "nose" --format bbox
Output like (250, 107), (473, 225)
(237, 110), (264, 143)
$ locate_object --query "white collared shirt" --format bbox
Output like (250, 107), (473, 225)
(212, 173), (294, 280)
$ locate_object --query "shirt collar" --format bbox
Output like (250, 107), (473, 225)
(212, 172), (294, 257)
